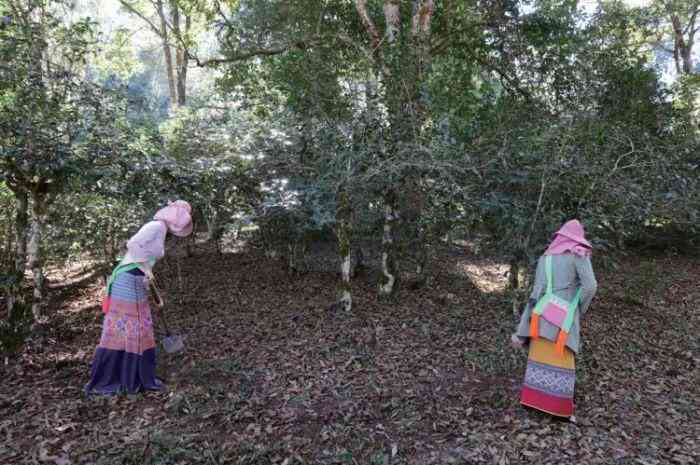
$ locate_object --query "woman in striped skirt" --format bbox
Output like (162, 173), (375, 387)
(85, 201), (193, 396)
(512, 220), (598, 421)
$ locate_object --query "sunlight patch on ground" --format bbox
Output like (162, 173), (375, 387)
(55, 350), (88, 364)
(456, 260), (509, 294)
(44, 258), (103, 285)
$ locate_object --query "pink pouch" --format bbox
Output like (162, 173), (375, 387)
(102, 296), (111, 314)
(541, 301), (567, 328)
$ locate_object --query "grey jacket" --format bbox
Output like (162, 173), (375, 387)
(515, 254), (598, 353)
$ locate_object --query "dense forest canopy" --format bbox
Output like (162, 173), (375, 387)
(1, 0), (698, 327)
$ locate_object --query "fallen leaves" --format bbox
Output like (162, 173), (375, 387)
(0, 245), (698, 464)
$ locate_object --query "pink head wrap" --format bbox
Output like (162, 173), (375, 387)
(154, 200), (193, 237)
(544, 219), (592, 257)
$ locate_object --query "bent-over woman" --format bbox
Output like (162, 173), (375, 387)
(512, 220), (597, 420)
(85, 200), (193, 396)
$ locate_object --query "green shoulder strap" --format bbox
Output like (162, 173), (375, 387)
(562, 288), (582, 332)
(105, 260), (141, 297)
(533, 255), (582, 330)
(533, 256), (554, 315)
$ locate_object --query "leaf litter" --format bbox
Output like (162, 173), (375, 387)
(0, 244), (698, 464)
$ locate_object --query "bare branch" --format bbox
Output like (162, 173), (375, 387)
(525, 167), (547, 250)
(682, 2), (700, 35)
(193, 45), (295, 67)
(118, 1), (162, 37)
(652, 42), (676, 54)
(471, 53), (536, 104)
(355, 0), (381, 49)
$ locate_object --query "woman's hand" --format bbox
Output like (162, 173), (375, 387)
(511, 333), (526, 349)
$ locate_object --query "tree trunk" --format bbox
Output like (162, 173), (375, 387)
(412, 0), (435, 80)
(509, 253), (530, 317)
(353, 246), (365, 276)
(157, 0), (178, 108)
(287, 242), (304, 273)
(207, 214), (223, 255)
(176, 52), (187, 106)
(171, 2), (188, 106)
(4, 189), (28, 322)
(336, 187), (352, 311)
(13, 189), (28, 277)
(206, 211), (222, 244)
(104, 221), (118, 265)
(383, 1), (400, 43)
(27, 189), (48, 325)
(415, 229), (428, 287)
(354, 1), (435, 298)
(2, 211), (11, 272)
(681, 44), (693, 75)
(509, 257), (520, 316)
(379, 191), (399, 297)
(403, 178), (427, 287)
(669, 14), (694, 75)
(186, 220), (196, 257)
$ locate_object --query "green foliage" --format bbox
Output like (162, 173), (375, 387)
(0, 1), (125, 192)
(92, 27), (143, 81)
(0, 0), (697, 313)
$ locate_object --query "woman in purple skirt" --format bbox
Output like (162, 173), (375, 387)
(85, 200), (193, 396)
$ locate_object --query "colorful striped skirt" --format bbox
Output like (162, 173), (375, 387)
(520, 338), (575, 417)
(85, 268), (164, 395)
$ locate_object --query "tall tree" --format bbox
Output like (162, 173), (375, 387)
(656, 0), (700, 75)
(0, 0), (123, 324)
(193, 1), (496, 302)
(118, 0), (193, 107)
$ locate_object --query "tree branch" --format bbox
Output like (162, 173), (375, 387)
(682, 3), (700, 35)
(118, 0), (162, 37)
(466, 51), (537, 104)
(193, 45), (295, 67)
(688, 6), (700, 44)
(430, 23), (487, 56)
(653, 41), (676, 54)
(355, 0), (381, 49)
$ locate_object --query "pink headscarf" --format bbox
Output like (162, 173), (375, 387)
(544, 219), (592, 257)
(154, 200), (193, 237)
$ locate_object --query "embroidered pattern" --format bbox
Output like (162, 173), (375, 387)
(524, 361), (575, 397)
(98, 272), (155, 355)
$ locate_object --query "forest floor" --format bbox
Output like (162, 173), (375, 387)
(0, 242), (698, 465)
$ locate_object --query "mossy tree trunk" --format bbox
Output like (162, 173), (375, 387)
(336, 187), (353, 311)
(379, 190), (399, 297)
(27, 187), (49, 325)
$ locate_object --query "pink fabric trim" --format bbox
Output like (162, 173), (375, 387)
(521, 385), (574, 417)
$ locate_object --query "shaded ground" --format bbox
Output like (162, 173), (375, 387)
(0, 244), (698, 465)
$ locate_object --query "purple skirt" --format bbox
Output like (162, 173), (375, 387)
(85, 269), (164, 395)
